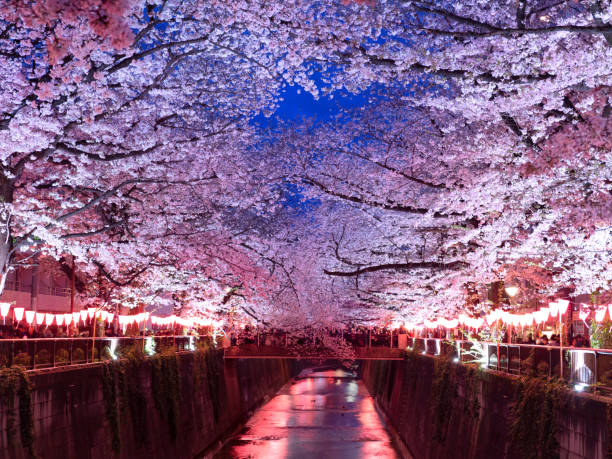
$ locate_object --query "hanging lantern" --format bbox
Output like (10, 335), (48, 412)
(13, 307), (25, 322)
(72, 312), (80, 324)
(557, 299), (570, 316)
(87, 308), (96, 319)
(446, 318), (459, 329)
(45, 313), (54, 326)
(0, 302), (11, 319)
(35, 312), (45, 325)
(100, 311), (108, 322)
(548, 302), (559, 318)
(107, 313), (114, 323)
(55, 314), (65, 326)
(24, 310), (35, 325)
(80, 309), (88, 322)
(64, 313), (72, 325)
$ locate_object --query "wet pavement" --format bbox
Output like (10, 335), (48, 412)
(214, 369), (400, 459)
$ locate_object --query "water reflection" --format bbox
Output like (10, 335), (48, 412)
(214, 369), (399, 458)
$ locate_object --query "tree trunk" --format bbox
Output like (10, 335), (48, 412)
(0, 173), (15, 298)
(30, 258), (40, 312)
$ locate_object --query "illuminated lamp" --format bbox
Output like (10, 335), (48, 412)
(87, 308), (96, 319)
(80, 309), (88, 322)
(35, 312), (45, 325)
(548, 302), (559, 318)
(505, 286), (519, 297)
(13, 307), (24, 322)
(72, 312), (80, 324)
(579, 305), (590, 322)
(55, 314), (64, 326)
(100, 311), (108, 322)
(64, 313), (72, 325)
(446, 319), (459, 329)
(45, 313), (54, 326)
(24, 310), (35, 325)
(0, 302), (11, 319)
(557, 299), (570, 315)
(107, 313), (114, 323)
(595, 306), (607, 322)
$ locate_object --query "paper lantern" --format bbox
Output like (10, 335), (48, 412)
(557, 299), (570, 315)
(88, 308), (96, 319)
(100, 311), (108, 322)
(72, 312), (80, 324)
(107, 313), (114, 323)
(13, 307), (24, 322)
(36, 312), (45, 325)
(579, 305), (590, 322)
(55, 314), (64, 326)
(521, 313), (533, 327)
(80, 309), (88, 322)
(0, 302), (11, 318)
(24, 310), (35, 324)
(64, 313), (72, 325)
(548, 302), (559, 318)
(45, 313), (54, 326)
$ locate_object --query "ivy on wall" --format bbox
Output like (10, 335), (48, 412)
(0, 367), (35, 458)
(151, 350), (181, 441)
(509, 376), (566, 459)
(205, 349), (224, 422)
(430, 356), (457, 444)
(101, 362), (121, 454)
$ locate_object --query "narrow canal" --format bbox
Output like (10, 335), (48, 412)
(214, 368), (400, 458)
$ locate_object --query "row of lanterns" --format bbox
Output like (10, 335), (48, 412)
(417, 299), (612, 331)
(0, 302), (217, 329)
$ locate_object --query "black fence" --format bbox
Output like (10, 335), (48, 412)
(0, 335), (210, 370)
(408, 337), (612, 389)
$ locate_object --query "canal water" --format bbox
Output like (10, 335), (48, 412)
(214, 368), (399, 458)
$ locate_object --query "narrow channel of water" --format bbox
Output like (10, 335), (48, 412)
(214, 368), (399, 458)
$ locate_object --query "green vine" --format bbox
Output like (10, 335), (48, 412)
(205, 349), (224, 422)
(101, 362), (121, 454)
(590, 320), (612, 349)
(430, 356), (457, 443)
(0, 367), (36, 458)
(509, 376), (566, 459)
(151, 350), (181, 440)
(462, 366), (481, 420)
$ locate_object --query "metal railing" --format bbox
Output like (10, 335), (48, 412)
(0, 335), (211, 371)
(407, 337), (612, 390)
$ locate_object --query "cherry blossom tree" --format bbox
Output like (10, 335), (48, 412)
(1, 0), (611, 328)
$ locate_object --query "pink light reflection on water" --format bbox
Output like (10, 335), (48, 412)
(214, 369), (399, 458)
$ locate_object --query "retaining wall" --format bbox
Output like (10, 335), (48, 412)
(0, 350), (295, 459)
(362, 352), (612, 459)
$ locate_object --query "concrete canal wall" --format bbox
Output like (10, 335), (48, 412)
(362, 352), (612, 459)
(0, 350), (295, 459)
